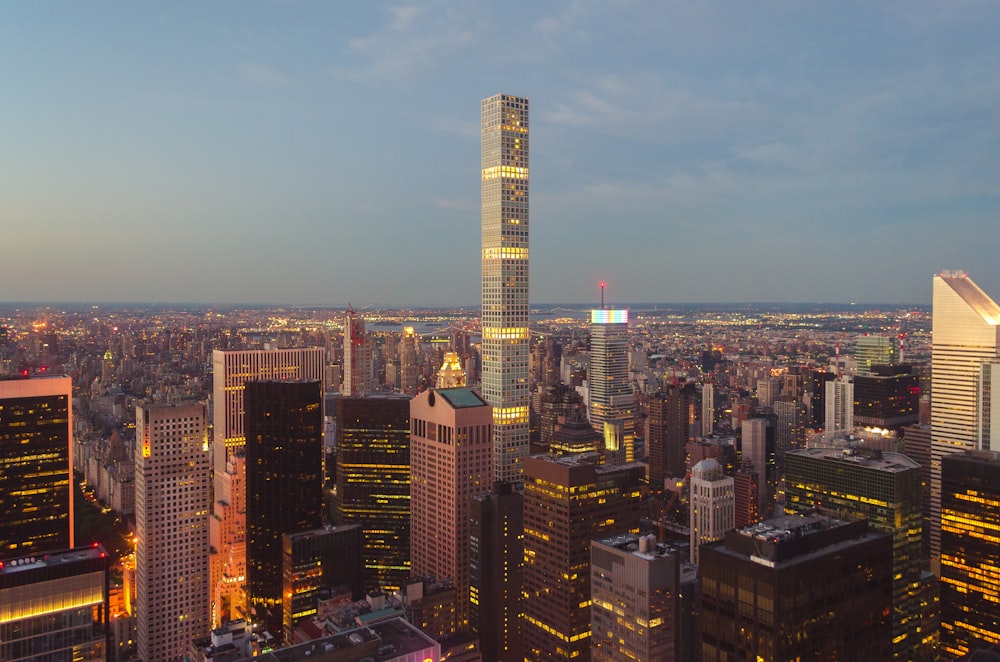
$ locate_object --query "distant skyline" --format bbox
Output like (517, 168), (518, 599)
(4, 2), (999, 306)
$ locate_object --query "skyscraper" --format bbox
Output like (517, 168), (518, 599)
(481, 92), (530, 483)
(824, 374), (854, 432)
(741, 417), (774, 519)
(702, 381), (716, 436)
(210, 347), (325, 625)
(410, 387), (493, 632)
(135, 402), (210, 662)
(0, 375), (73, 558)
(334, 396), (411, 592)
(855, 334), (899, 376)
(647, 383), (695, 492)
(689, 458), (735, 565)
(245, 380), (324, 641)
(588, 308), (635, 461)
(930, 272), (1000, 568)
(522, 454), (643, 661)
(343, 307), (372, 397)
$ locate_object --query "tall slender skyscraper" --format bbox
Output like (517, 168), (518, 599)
(481, 92), (530, 483)
(930, 272), (1000, 568)
(589, 308), (634, 461)
(689, 458), (735, 565)
(343, 307), (372, 396)
(135, 402), (210, 662)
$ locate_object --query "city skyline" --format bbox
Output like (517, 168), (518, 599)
(4, 3), (1000, 306)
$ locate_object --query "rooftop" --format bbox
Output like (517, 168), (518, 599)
(938, 272), (1000, 325)
(788, 446), (920, 472)
(435, 387), (487, 408)
(251, 617), (438, 662)
(0, 544), (106, 575)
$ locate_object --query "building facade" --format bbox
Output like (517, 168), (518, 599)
(343, 307), (372, 397)
(136, 402), (211, 662)
(481, 92), (530, 483)
(689, 458), (735, 566)
(588, 308), (634, 461)
(647, 383), (695, 491)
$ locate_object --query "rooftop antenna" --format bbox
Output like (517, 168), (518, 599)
(600, 281), (606, 309)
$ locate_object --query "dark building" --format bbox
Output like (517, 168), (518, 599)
(282, 524), (364, 642)
(902, 424), (933, 562)
(940, 451), (1000, 659)
(470, 482), (523, 662)
(0, 375), (73, 558)
(733, 462), (760, 528)
(334, 396), (411, 593)
(853, 365), (920, 431)
(647, 383), (695, 491)
(0, 544), (109, 661)
(246, 380), (325, 641)
(549, 411), (604, 457)
(522, 453), (643, 661)
(784, 447), (928, 660)
(700, 514), (893, 661)
(808, 370), (836, 426)
(537, 383), (584, 450)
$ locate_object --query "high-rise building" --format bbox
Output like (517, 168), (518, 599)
(400, 326), (418, 395)
(589, 308), (634, 461)
(774, 397), (809, 457)
(647, 383), (695, 491)
(700, 514), (893, 661)
(0, 545), (109, 661)
(702, 382), (716, 436)
(808, 369), (836, 426)
(978, 360), (1000, 452)
(825, 374), (854, 432)
(410, 387), (493, 632)
(940, 450), (1000, 658)
(591, 534), (698, 662)
(210, 347), (324, 626)
(470, 482), (524, 662)
(784, 447), (926, 660)
(741, 417), (775, 519)
(0, 375), (73, 558)
(343, 307), (372, 397)
(136, 402), (211, 662)
(522, 453), (643, 661)
(334, 396), (411, 592)
(689, 458), (734, 565)
(930, 272), (1000, 568)
(854, 365), (921, 431)
(245, 380), (324, 641)
(733, 461), (760, 528)
(855, 334), (899, 376)
(481, 92), (530, 483)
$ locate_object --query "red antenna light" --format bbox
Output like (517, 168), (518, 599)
(600, 281), (606, 309)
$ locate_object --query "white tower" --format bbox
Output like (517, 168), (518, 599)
(689, 458), (734, 565)
(481, 93), (530, 483)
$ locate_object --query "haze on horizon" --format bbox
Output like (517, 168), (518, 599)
(3, 2), (999, 307)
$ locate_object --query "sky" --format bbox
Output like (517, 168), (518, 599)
(3, 2), (1000, 307)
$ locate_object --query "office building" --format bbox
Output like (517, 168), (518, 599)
(702, 382), (716, 436)
(245, 380), (324, 641)
(940, 451), (1000, 658)
(741, 417), (775, 519)
(808, 369), (836, 426)
(343, 307), (372, 397)
(647, 383), (695, 492)
(334, 396), (411, 592)
(522, 453), (643, 661)
(210, 347), (325, 625)
(774, 397), (809, 458)
(855, 334), (899, 376)
(979, 360), (1000, 452)
(784, 447), (926, 660)
(589, 308), (635, 461)
(400, 326), (418, 395)
(854, 365), (921, 431)
(733, 461), (760, 528)
(481, 92), (530, 483)
(689, 458), (734, 565)
(470, 482), (523, 662)
(282, 525), (363, 643)
(700, 514), (893, 661)
(410, 387), (492, 632)
(591, 534), (698, 662)
(240, 617), (440, 662)
(549, 412), (604, 457)
(436, 351), (467, 388)
(0, 545), (109, 662)
(0, 375), (73, 558)
(931, 272), (1000, 567)
(825, 374), (854, 432)
(136, 402), (211, 662)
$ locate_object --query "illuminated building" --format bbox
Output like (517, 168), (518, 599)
(538, 383), (584, 449)
(939, 450), (1000, 658)
(853, 365), (920, 432)
(589, 308), (634, 461)
(400, 327), (418, 395)
(470, 482), (523, 662)
(0, 544), (109, 662)
(931, 272), (1000, 568)
(825, 374), (854, 432)
(549, 412), (604, 457)
(0, 375), (73, 558)
(646, 383), (695, 492)
(689, 458), (734, 565)
(700, 514), (893, 661)
(481, 92), (530, 483)
(436, 351), (467, 388)
(522, 453), (643, 661)
(410, 387), (492, 632)
(784, 447), (926, 660)
(702, 382), (716, 436)
(591, 534), (698, 662)
(282, 525), (363, 643)
(343, 307), (373, 396)
(210, 347), (325, 625)
(136, 402), (210, 662)
(245, 380), (324, 641)
(334, 396), (411, 592)
(855, 334), (899, 376)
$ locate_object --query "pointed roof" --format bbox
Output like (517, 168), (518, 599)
(939, 272), (1000, 325)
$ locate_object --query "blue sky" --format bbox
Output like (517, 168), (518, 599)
(3, 2), (999, 306)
